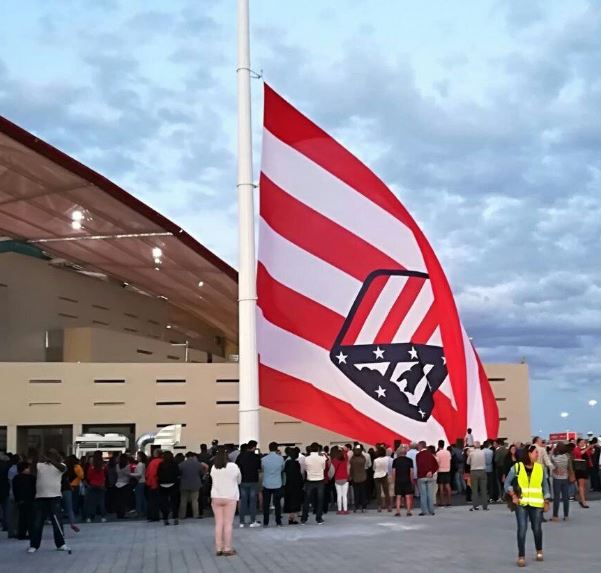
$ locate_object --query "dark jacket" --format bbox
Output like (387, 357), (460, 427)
(12, 473), (36, 503)
(236, 450), (262, 483)
(157, 460), (180, 486)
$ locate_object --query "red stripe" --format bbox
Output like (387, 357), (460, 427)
(259, 362), (408, 445)
(341, 275), (389, 345)
(264, 84), (415, 229)
(431, 391), (462, 444)
(260, 174), (403, 282)
(410, 304), (439, 345)
(476, 352), (500, 440)
(373, 277), (425, 344)
(257, 262), (344, 351)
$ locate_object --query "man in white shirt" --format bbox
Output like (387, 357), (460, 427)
(467, 443), (488, 512)
(29, 450), (69, 554)
(464, 428), (475, 448)
(301, 443), (326, 525)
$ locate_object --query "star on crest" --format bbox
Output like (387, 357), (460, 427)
(335, 351), (348, 365)
(408, 346), (418, 360)
(375, 386), (387, 399)
(373, 346), (385, 359)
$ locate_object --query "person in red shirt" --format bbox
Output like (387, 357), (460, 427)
(572, 439), (591, 508)
(84, 451), (107, 523)
(331, 448), (350, 514)
(145, 449), (163, 522)
(415, 441), (439, 516)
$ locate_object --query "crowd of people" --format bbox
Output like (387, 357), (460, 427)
(1, 431), (600, 563)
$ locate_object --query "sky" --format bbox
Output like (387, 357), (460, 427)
(1, 0), (600, 435)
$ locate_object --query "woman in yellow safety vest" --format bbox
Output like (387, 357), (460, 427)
(504, 445), (550, 568)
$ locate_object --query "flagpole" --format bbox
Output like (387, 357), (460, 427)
(236, 0), (260, 445)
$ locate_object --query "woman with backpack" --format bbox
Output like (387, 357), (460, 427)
(504, 445), (550, 568)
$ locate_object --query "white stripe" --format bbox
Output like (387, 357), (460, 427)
(259, 218), (360, 317)
(438, 375), (457, 409)
(463, 327), (487, 441)
(427, 326), (443, 347)
(258, 310), (446, 443)
(261, 130), (426, 272)
(392, 281), (434, 343)
(355, 275), (408, 344)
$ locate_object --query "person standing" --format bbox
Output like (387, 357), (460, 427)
(29, 450), (70, 554)
(283, 448), (303, 524)
(416, 441), (438, 516)
(236, 441), (262, 528)
(505, 445), (550, 567)
(372, 447), (392, 512)
(494, 440), (509, 499)
(589, 437), (601, 492)
(451, 440), (465, 494)
(84, 451), (107, 523)
(483, 441), (496, 503)
(114, 453), (132, 519)
(210, 446), (241, 557)
(550, 443), (571, 521)
(261, 442), (285, 527)
(435, 440), (452, 507)
(12, 461), (35, 540)
(468, 443), (488, 511)
(464, 428), (475, 448)
(157, 451), (180, 525)
(393, 446), (414, 516)
(331, 448), (350, 515)
(178, 452), (202, 520)
(572, 438), (591, 508)
(145, 449), (162, 522)
(349, 446), (369, 513)
(301, 443), (326, 524)
(131, 451), (147, 517)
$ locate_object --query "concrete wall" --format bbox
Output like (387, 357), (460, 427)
(0, 362), (530, 452)
(0, 252), (224, 361)
(487, 363), (531, 443)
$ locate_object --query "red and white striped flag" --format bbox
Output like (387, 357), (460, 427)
(257, 84), (499, 445)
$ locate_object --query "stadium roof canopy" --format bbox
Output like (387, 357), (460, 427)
(0, 116), (238, 343)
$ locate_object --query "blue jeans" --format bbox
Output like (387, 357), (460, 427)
(239, 482), (258, 525)
(454, 469), (465, 493)
(515, 505), (543, 558)
(552, 478), (569, 518)
(61, 489), (76, 525)
(418, 478), (436, 514)
(135, 483), (147, 515)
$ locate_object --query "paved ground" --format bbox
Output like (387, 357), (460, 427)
(2, 502), (600, 572)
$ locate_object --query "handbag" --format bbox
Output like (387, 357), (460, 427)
(505, 463), (522, 512)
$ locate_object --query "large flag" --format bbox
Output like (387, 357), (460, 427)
(257, 84), (498, 445)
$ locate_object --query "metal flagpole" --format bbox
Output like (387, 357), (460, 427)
(236, 0), (260, 444)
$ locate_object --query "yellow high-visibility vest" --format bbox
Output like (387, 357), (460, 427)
(516, 462), (545, 508)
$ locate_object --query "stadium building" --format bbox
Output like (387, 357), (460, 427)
(0, 116), (531, 454)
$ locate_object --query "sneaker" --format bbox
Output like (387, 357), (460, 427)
(57, 545), (71, 552)
(316, 519), (324, 525)
(249, 522), (261, 528)
(100, 518), (107, 523)
(239, 524), (246, 528)
(27, 547), (37, 554)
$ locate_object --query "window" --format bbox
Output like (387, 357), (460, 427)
(58, 312), (78, 319)
(156, 401), (186, 406)
(17, 425), (72, 456)
(495, 397), (507, 401)
(29, 379), (61, 384)
(92, 304), (110, 311)
(92, 320), (110, 326)
(94, 379), (125, 384)
(216, 400), (239, 405)
(156, 423), (187, 428)
(274, 421), (301, 425)
(29, 402), (61, 406)
(0, 426), (7, 451)
(499, 417), (508, 421)
(137, 349), (153, 355)
(93, 401), (125, 406)
(156, 379), (186, 384)
(216, 379), (239, 384)
(488, 378), (506, 382)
